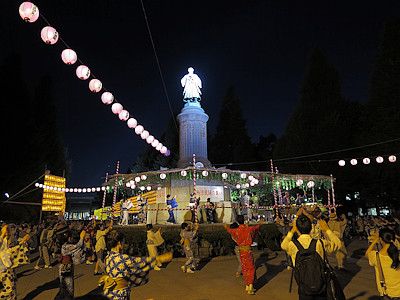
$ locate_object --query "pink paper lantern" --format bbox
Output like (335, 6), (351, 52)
(156, 143), (163, 151)
(119, 110), (130, 121)
(61, 49), (77, 65)
(165, 149), (171, 156)
(376, 156), (384, 164)
(76, 65), (90, 80)
(89, 79), (102, 93)
(135, 125), (144, 135)
(388, 155), (397, 163)
(41, 26), (59, 45)
(140, 130), (149, 140)
(151, 139), (159, 147)
(127, 118), (137, 128)
(19, 2), (39, 23)
(160, 146), (167, 154)
(146, 135), (154, 144)
(101, 92), (114, 105)
(111, 103), (123, 115)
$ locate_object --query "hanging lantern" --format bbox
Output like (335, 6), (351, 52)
(250, 182), (255, 187)
(160, 173), (166, 180)
(126, 182), (131, 187)
(181, 170), (187, 176)
(146, 135), (154, 144)
(146, 186), (151, 191)
(165, 150), (171, 157)
(140, 186), (145, 191)
(240, 173), (247, 179)
(101, 187), (106, 191)
(65, 188), (69, 192)
(101, 92), (114, 105)
(41, 26), (59, 44)
(89, 79), (102, 93)
(307, 181), (315, 188)
(248, 175), (254, 181)
(135, 177), (141, 183)
(19, 2), (40, 23)
(130, 184), (136, 189)
(160, 146), (167, 154)
(127, 118), (137, 128)
(111, 103), (123, 115)
(253, 179), (259, 185)
(61, 49), (77, 65)
(135, 125), (144, 135)
(141, 175), (147, 180)
(388, 155), (396, 163)
(376, 156), (384, 163)
(222, 172), (228, 179)
(82, 188), (87, 193)
(96, 187), (101, 192)
(151, 139), (159, 148)
(73, 188), (78, 192)
(118, 110), (130, 121)
(77, 188), (82, 193)
(76, 65), (90, 80)
(244, 183), (250, 188)
(338, 160), (345, 166)
(141, 130), (149, 140)
(236, 184), (241, 189)
(296, 179), (303, 186)
(350, 159), (358, 166)
(202, 170), (209, 177)
(156, 143), (163, 151)
(363, 158), (370, 165)
(129, 180), (135, 185)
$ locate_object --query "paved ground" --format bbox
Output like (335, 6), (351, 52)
(16, 239), (380, 300)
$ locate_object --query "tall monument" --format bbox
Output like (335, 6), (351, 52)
(177, 67), (211, 168)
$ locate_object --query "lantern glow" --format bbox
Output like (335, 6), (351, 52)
(76, 65), (90, 80)
(101, 92), (114, 105)
(350, 159), (357, 166)
(388, 155), (397, 163)
(61, 49), (77, 65)
(111, 103), (123, 115)
(41, 26), (59, 44)
(127, 118), (137, 128)
(135, 125), (144, 135)
(118, 110), (130, 121)
(19, 2), (39, 23)
(89, 79), (102, 93)
(376, 156), (384, 163)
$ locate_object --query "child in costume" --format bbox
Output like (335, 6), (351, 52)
(180, 222), (199, 273)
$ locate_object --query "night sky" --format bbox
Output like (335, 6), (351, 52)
(2, 0), (400, 187)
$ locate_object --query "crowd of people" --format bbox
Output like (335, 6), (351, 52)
(0, 206), (399, 299)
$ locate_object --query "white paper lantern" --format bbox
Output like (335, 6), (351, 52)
(363, 158), (370, 165)
(65, 188), (69, 192)
(78, 188), (82, 193)
(296, 179), (303, 186)
(160, 173), (166, 179)
(338, 160), (346, 166)
(73, 188), (78, 192)
(126, 182), (131, 187)
(248, 175), (254, 181)
(244, 183), (250, 188)
(140, 186), (145, 191)
(127, 118), (137, 128)
(130, 184), (136, 189)
(140, 130), (149, 140)
(61, 49), (77, 65)
(160, 146), (167, 154)
(76, 65), (90, 80)
(181, 170), (187, 176)
(146, 186), (151, 191)
(135, 177), (141, 183)
(41, 26), (59, 44)
(202, 170), (209, 177)
(156, 143), (163, 151)
(388, 155), (397, 163)
(146, 135), (154, 144)
(151, 139), (159, 147)
(240, 173), (247, 179)
(253, 179), (259, 185)
(101, 187), (106, 191)
(82, 188), (87, 193)
(111, 103), (123, 115)
(135, 125), (144, 135)
(89, 79), (102, 93)
(350, 159), (358, 166)
(96, 187), (101, 192)
(236, 184), (241, 189)
(19, 2), (39, 23)
(307, 181), (315, 188)
(101, 92), (114, 105)
(250, 182), (255, 187)
(141, 175), (147, 180)
(222, 172), (228, 179)
(35, 182), (39, 187)
(118, 110), (130, 121)
(376, 156), (384, 163)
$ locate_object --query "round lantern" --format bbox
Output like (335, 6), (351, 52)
(236, 184), (241, 189)
(77, 188), (82, 193)
(130, 184), (136, 189)
(296, 179), (303, 186)
(135, 125), (144, 135)
(254, 179), (259, 185)
(61, 49), (77, 65)
(127, 118), (137, 128)
(73, 188), (78, 193)
(250, 182), (255, 187)
(248, 175), (254, 181)
(156, 143), (163, 151)
(35, 182), (39, 187)
(350, 159), (358, 166)
(146, 186), (151, 191)
(240, 173), (247, 179)
(65, 188), (69, 192)
(181, 170), (187, 176)
(19, 2), (39, 23)
(134, 177), (141, 183)
(165, 150), (171, 157)
(363, 158), (370, 165)
(160, 146), (167, 154)
(146, 135), (154, 144)
(118, 110), (129, 121)
(101, 187), (106, 191)
(388, 155), (397, 163)
(376, 156), (384, 164)
(76, 65), (90, 80)
(338, 160), (345, 166)
(140, 186), (145, 191)
(111, 103), (123, 115)
(141, 130), (149, 140)
(222, 172), (228, 179)
(126, 182), (131, 188)
(160, 173), (166, 180)
(202, 170), (209, 177)
(101, 92), (114, 105)
(41, 26), (59, 44)
(307, 181), (315, 188)
(96, 187), (101, 192)
(89, 79), (102, 93)
(129, 180), (135, 185)
(82, 188), (87, 193)
(244, 183), (250, 188)
(141, 175), (147, 180)
(151, 139), (159, 148)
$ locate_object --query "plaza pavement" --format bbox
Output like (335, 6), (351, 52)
(17, 239), (380, 300)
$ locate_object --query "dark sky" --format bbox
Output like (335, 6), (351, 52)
(2, 0), (400, 186)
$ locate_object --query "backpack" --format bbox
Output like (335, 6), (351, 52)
(293, 238), (327, 296)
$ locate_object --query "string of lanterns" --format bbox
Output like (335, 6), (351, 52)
(18, 2), (170, 156)
(338, 154), (397, 166)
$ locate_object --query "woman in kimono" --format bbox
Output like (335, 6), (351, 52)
(0, 224), (30, 300)
(99, 230), (172, 300)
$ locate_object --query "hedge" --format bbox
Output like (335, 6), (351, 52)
(116, 223), (282, 258)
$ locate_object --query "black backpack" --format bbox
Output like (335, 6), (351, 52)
(293, 238), (327, 296)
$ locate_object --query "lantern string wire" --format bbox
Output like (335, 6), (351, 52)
(140, 0), (179, 133)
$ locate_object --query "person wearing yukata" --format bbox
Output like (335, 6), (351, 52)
(99, 230), (172, 300)
(166, 194), (178, 224)
(180, 222), (199, 273)
(120, 198), (133, 226)
(225, 215), (260, 295)
(0, 224), (30, 300)
(328, 210), (348, 270)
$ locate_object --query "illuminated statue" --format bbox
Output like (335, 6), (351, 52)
(181, 67), (202, 102)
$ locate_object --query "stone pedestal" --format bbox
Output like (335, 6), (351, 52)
(177, 103), (211, 168)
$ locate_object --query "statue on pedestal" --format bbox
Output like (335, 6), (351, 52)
(181, 67), (202, 103)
